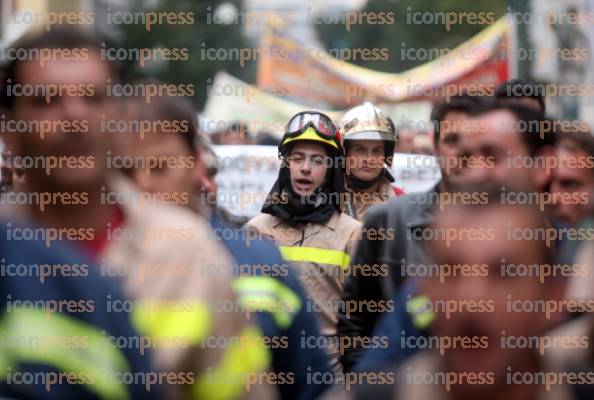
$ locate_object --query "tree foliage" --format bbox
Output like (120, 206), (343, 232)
(315, 0), (508, 73)
(118, 0), (253, 109)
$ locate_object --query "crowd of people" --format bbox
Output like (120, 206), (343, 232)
(0, 26), (592, 400)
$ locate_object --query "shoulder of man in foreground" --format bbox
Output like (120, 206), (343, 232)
(105, 177), (279, 400)
(245, 213), (280, 239)
(366, 188), (435, 222)
(0, 220), (156, 400)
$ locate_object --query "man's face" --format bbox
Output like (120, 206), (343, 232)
(550, 147), (594, 225)
(288, 142), (328, 196)
(424, 206), (564, 378)
(455, 110), (540, 191)
(346, 140), (385, 182)
(9, 51), (117, 191)
(435, 111), (471, 187)
(126, 132), (197, 201)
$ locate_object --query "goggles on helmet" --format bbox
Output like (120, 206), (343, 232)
(281, 112), (342, 151)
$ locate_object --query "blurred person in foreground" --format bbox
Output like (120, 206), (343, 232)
(339, 94), (555, 372)
(343, 191), (591, 400)
(246, 111), (361, 368)
(1, 27), (273, 400)
(0, 220), (155, 399)
(124, 108), (250, 227)
(122, 93), (333, 400)
(339, 102), (405, 222)
(337, 94), (480, 371)
(548, 223), (594, 400)
(358, 99), (594, 378)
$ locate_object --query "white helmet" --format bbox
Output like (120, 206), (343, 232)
(339, 102), (397, 165)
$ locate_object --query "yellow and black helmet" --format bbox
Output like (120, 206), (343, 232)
(279, 111), (344, 157)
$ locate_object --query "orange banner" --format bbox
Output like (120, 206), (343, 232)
(257, 17), (511, 107)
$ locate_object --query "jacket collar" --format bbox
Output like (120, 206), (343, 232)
(271, 210), (341, 232)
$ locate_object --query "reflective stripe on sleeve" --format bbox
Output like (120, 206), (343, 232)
(131, 301), (211, 345)
(0, 310), (130, 400)
(279, 246), (350, 269)
(132, 300), (271, 400)
(233, 276), (302, 329)
(406, 295), (435, 330)
(191, 326), (271, 400)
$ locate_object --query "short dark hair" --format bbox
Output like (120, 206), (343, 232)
(134, 80), (197, 154)
(495, 78), (546, 115)
(1, 26), (120, 110)
(467, 96), (552, 155)
(430, 93), (485, 146)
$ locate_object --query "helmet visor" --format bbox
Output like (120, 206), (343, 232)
(285, 112), (338, 139)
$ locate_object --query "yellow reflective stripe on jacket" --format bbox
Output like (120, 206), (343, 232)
(0, 350), (9, 377)
(0, 310), (130, 400)
(192, 326), (271, 400)
(406, 295), (435, 330)
(132, 300), (272, 400)
(279, 246), (351, 269)
(233, 276), (302, 329)
(131, 300), (211, 345)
